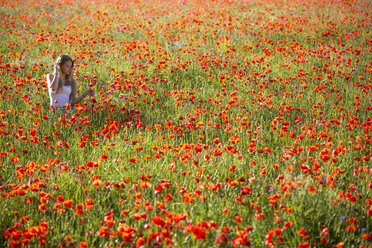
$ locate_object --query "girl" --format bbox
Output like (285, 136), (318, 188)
(47, 54), (94, 109)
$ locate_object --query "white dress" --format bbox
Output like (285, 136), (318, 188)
(49, 85), (71, 107)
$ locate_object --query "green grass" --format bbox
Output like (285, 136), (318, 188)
(0, 0), (371, 247)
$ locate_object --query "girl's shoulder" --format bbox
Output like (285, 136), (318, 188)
(69, 79), (77, 86)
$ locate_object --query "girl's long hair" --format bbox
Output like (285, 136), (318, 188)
(54, 55), (75, 93)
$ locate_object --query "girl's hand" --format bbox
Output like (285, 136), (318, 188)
(54, 63), (60, 76)
(85, 89), (95, 97)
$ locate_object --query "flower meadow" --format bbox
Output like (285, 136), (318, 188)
(0, 0), (371, 247)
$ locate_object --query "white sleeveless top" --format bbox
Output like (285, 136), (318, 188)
(49, 86), (71, 107)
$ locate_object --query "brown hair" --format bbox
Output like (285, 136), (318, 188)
(54, 54), (75, 93)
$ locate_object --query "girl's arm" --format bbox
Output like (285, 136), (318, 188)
(47, 74), (59, 92)
(70, 80), (94, 105)
(47, 64), (61, 92)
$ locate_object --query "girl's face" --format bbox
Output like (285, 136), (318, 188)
(60, 61), (73, 76)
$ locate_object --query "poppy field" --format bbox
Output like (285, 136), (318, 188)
(0, 0), (371, 247)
